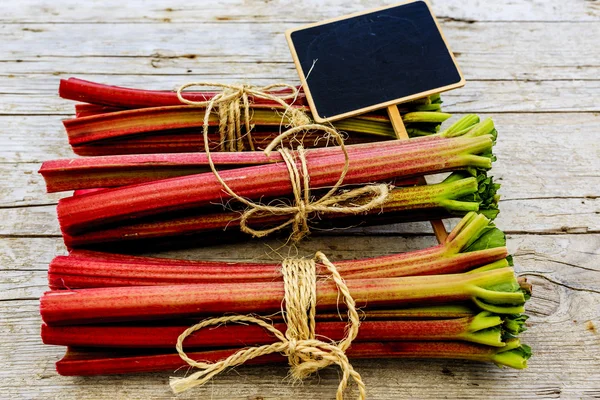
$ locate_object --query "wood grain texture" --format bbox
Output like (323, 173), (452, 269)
(1, 0), (599, 398)
(2, 0), (599, 22)
(1, 22), (600, 81)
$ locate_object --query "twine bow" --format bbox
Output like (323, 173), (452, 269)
(177, 82), (310, 151)
(177, 81), (389, 241)
(170, 252), (366, 400)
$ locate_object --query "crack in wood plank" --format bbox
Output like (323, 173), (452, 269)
(519, 272), (600, 295)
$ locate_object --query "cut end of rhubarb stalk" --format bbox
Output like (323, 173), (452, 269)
(460, 311), (505, 347)
(503, 314), (529, 337)
(492, 340), (532, 369)
(440, 115), (480, 137)
(444, 169), (500, 219)
(472, 298), (526, 315)
(465, 268), (527, 314)
(444, 212), (507, 259)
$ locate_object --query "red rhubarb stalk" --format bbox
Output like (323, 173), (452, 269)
(68, 129), (388, 156)
(57, 135), (494, 234)
(41, 311), (505, 348)
(60, 78), (308, 109)
(41, 117), (486, 193)
(50, 212), (508, 288)
(66, 111), (471, 157)
(60, 174), (497, 247)
(54, 339), (530, 376)
(65, 111), (453, 157)
(60, 78), (439, 111)
(63, 105), (425, 145)
(43, 131), (459, 193)
(41, 146), (428, 193)
(40, 267), (526, 325)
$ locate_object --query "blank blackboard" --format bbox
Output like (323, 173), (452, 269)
(286, 0), (464, 122)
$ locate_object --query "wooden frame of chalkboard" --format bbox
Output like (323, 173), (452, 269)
(286, 0), (465, 123)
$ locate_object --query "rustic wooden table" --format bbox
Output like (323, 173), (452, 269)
(1, 1), (599, 398)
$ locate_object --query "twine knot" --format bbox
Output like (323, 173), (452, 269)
(177, 82), (308, 151)
(170, 252), (366, 400)
(286, 107), (312, 128)
(177, 82), (390, 241)
(241, 139), (389, 241)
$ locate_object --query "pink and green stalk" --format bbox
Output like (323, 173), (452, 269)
(63, 105), (402, 145)
(68, 128), (390, 156)
(63, 104), (450, 146)
(54, 339), (530, 376)
(59, 174), (498, 247)
(41, 146), (426, 193)
(262, 304), (480, 322)
(50, 212), (508, 288)
(41, 311), (507, 349)
(41, 115), (493, 193)
(40, 267), (526, 326)
(57, 133), (494, 235)
(75, 103), (443, 118)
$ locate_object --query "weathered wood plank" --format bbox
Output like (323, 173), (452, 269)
(2, 0), (598, 398)
(0, 115), (75, 163)
(0, 237), (66, 271)
(1, 22), (599, 81)
(2, 0), (598, 23)
(0, 163), (62, 207)
(4, 54), (598, 81)
(2, 79), (600, 115)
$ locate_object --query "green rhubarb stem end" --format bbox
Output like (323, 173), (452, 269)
(492, 340), (531, 369)
(441, 115), (481, 137)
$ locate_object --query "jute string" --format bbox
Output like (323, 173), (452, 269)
(177, 82), (390, 241)
(177, 82), (311, 151)
(170, 251), (366, 400)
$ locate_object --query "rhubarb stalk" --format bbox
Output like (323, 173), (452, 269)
(59, 173), (499, 247)
(57, 133), (494, 235)
(41, 116), (496, 193)
(50, 212), (508, 288)
(40, 267), (526, 325)
(54, 339), (531, 376)
(60, 77), (441, 112)
(65, 105), (439, 145)
(41, 311), (510, 348)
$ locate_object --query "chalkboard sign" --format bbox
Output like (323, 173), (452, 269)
(286, 0), (464, 123)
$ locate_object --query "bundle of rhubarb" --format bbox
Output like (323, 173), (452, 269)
(40, 77), (531, 392)
(41, 113), (500, 249)
(59, 78), (448, 155)
(41, 212), (531, 376)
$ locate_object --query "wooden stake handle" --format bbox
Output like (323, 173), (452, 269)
(386, 105), (448, 243)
